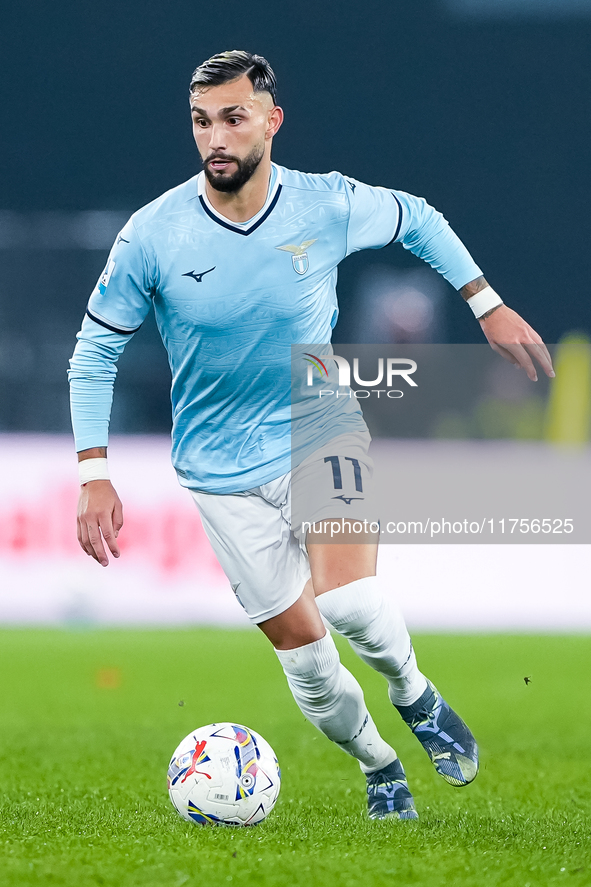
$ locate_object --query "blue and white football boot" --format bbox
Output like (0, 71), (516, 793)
(394, 681), (479, 787)
(366, 758), (419, 820)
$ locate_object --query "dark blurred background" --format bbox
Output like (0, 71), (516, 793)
(1, 0), (590, 434)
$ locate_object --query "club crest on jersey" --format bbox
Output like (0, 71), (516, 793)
(276, 239), (317, 275)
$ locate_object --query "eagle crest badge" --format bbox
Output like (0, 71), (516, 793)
(276, 239), (317, 275)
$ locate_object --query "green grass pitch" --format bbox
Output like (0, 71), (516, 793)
(0, 629), (589, 886)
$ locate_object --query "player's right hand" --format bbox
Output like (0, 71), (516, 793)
(77, 480), (123, 567)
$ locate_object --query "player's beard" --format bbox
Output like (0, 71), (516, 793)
(203, 142), (265, 193)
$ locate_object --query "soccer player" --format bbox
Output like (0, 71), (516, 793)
(69, 51), (554, 820)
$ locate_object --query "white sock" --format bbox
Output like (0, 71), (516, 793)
(316, 576), (428, 706)
(275, 631), (397, 773)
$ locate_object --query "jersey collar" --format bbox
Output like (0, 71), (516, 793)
(197, 164), (283, 236)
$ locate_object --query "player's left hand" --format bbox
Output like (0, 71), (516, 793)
(479, 305), (555, 381)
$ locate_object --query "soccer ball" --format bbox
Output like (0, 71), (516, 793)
(167, 723), (281, 826)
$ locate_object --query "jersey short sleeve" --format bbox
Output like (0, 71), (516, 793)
(344, 177), (401, 255)
(86, 216), (154, 334)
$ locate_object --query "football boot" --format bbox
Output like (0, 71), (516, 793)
(366, 757), (419, 820)
(394, 681), (478, 787)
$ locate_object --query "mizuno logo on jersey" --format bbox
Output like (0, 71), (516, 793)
(276, 239), (317, 275)
(332, 495), (365, 505)
(182, 267), (216, 283)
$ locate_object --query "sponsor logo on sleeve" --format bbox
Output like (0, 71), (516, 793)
(98, 258), (116, 294)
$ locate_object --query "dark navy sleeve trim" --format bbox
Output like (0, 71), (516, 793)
(86, 308), (141, 335)
(386, 193), (403, 246)
(198, 185), (283, 235)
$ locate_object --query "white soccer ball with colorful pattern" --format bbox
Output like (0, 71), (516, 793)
(167, 723), (281, 826)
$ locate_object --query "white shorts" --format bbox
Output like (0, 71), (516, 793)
(190, 432), (375, 624)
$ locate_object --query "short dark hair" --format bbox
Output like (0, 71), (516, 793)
(189, 50), (277, 104)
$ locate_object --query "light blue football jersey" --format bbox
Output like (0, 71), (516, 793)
(69, 164), (482, 493)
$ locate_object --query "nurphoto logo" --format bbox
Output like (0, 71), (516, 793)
(304, 353), (418, 399)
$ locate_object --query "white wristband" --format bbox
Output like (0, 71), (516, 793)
(78, 457), (110, 485)
(466, 286), (504, 319)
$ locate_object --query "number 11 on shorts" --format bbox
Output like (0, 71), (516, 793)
(324, 456), (363, 492)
